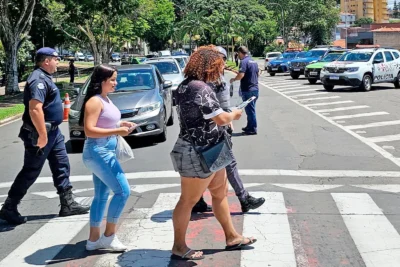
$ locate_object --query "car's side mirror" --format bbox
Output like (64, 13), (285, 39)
(163, 80), (172, 89)
(373, 58), (384, 64)
(73, 87), (80, 96)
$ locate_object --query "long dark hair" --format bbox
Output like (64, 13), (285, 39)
(79, 64), (117, 126)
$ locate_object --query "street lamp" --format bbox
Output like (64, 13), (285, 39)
(266, 2), (285, 49)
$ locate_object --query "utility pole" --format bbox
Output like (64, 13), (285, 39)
(345, 0), (348, 49)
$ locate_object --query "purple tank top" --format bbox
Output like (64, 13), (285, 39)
(95, 95), (121, 129)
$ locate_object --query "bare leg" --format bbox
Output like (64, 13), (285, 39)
(104, 223), (117, 237)
(89, 227), (101, 242)
(172, 174), (214, 258)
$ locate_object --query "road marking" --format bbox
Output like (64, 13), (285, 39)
(0, 214), (89, 266)
(260, 81), (400, 169)
(345, 120), (400, 130)
(96, 193), (180, 266)
(297, 96), (341, 102)
(284, 89), (320, 94)
(332, 193), (400, 267)
(355, 131), (366, 134)
(272, 184), (344, 192)
(291, 92), (328, 98)
(368, 134), (400, 143)
(0, 194), (6, 198)
(328, 112), (389, 120)
(2, 170), (400, 189)
(336, 121), (346, 123)
(277, 86), (311, 91)
(383, 146), (395, 150)
(314, 105), (369, 113)
(241, 192), (296, 267)
(266, 82), (299, 86)
(305, 100), (354, 107)
(351, 184), (400, 193)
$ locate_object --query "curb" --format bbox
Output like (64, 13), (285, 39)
(225, 67), (239, 74)
(0, 113), (22, 126)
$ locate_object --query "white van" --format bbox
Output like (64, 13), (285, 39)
(158, 50), (172, 57)
(75, 52), (85, 61)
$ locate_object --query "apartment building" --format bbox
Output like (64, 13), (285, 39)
(340, 0), (389, 23)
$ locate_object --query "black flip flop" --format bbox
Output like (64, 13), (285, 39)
(225, 237), (257, 251)
(170, 249), (205, 261)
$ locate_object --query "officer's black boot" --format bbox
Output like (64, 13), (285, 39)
(192, 196), (212, 213)
(0, 197), (27, 225)
(59, 189), (90, 217)
(240, 195), (266, 213)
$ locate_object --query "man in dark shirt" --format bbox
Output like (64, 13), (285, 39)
(230, 46), (259, 135)
(0, 48), (89, 225)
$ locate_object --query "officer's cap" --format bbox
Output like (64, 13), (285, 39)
(36, 47), (59, 57)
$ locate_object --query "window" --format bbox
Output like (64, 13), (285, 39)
(148, 62), (180, 75)
(373, 52), (384, 62)
(392, 51), (400, 59)
(384, 51), (394, 62)
(116, 69), (155, 91)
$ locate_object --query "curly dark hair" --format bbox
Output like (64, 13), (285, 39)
(184, 45), (225, 83)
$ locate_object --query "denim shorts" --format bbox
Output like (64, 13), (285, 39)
(170, 138), (213, 179)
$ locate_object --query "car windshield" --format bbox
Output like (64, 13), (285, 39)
(148, 61), (180, 74)
(268, 53), (281, 58)
(338, 52), (373, 62)
(280, 53), (297, 59)
(114, 69), (155, 91)
(174, 58), (186, 68)
(296, 52), (307, 58)
(304, 50), (326, 58)
(320, 53), (343, 62)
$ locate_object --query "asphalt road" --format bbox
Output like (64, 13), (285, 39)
(1, 65), (400, 266)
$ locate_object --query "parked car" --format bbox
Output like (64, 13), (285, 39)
(146, 58), (184, 105)
(264, 52), (283, 70)
(68, 64), (174, 152)
(63, 54), (75, 61)
(121, 57), (142, 65)
(111, 53), (121, 62)
(304, 49), (348, 84)
(75, 52), (85, 61)
(266, 52), (299, 76)
(320, 47), (400, 91)
(289, 46), (344, 79)
(84, 54), (94, 61)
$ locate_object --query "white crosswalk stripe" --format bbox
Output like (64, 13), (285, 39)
(1, 190), (400, 266)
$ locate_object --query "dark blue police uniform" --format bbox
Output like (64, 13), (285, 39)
(8, 50), (72, 202)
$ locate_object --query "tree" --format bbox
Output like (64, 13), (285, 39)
(0, 0), (36, 95)
(353, 17), (374, 27)
(394, 1), (399, 19)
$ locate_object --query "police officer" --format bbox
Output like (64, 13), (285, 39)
(0, 48), (90, 225)
(192, 46), (265, 213)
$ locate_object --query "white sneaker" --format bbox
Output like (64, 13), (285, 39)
(99, 234), (127, 252)
(85, 239), (102, 251)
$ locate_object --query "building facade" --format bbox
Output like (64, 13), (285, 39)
(372, 28), (400, 50)
(340, 0), (389, 23)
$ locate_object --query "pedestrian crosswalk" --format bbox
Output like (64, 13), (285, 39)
(258, 74), (400, 168)
(1, 189), (400, 266)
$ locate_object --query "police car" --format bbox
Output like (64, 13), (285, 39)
(320, 46), (400, 91)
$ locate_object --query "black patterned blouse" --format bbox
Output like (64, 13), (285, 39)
(176, 78), (225, 147)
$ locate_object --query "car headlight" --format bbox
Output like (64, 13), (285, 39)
(346, 67), (359, 72)
(309, 60), (317, 64)
(138, 102), (161, 115)
(69, 109), (80, 118)
(287, 61), (291, 66)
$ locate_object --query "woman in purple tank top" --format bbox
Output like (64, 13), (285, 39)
(79, 64), (137, 252)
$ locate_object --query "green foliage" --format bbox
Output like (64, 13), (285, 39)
(353, 17), (374, 27)
(264, 42), (284, 54)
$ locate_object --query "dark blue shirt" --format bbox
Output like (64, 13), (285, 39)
(22, 68), (64, 127)
(239, 56), (259, 92)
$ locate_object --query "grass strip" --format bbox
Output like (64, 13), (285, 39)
(0, 104), (24, 121)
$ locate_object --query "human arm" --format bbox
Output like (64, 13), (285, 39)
(29, 100), (47, 148)
(83, 97), (133, 138)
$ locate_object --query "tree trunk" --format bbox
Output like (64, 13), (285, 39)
(231, 37), (235, 62)
(4, 43), (19, 94)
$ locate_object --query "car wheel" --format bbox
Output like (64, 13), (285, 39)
(167, 107), (174, 126)
(291, 73), (300, 79)
(360, 74), (372, 91)
(70, 140), (83, 153)
(308, 79), (317, 84)
(394, 72), (400, 88)
(323, 85), (334, 91)
(269, 73), (276, 77)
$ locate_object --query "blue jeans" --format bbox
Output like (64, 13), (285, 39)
(82, 136), (130, 227)
(241, 90), (259, 132)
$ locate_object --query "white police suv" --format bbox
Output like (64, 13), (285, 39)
(320, 46), (400, 91)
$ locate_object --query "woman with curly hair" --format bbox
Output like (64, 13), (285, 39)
(170, 46), (257, 261)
